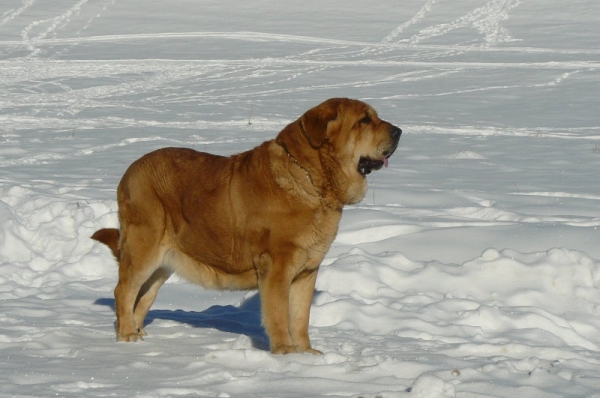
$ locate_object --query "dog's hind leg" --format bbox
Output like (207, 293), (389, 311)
(113, 224), (164, 342)
(133, 267), (173, 336)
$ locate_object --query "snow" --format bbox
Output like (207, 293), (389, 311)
(1, 0), (600, 396)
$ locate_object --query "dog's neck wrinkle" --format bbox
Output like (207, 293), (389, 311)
(275, 127), (342, 209)
(318, 144), (353, 206)
(278, 141), (315, 185)
(276, 139), (329, 201)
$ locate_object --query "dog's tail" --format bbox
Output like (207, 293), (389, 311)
(91, 228), (120, 260)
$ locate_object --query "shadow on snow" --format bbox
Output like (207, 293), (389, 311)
(94, 292), (269, 351)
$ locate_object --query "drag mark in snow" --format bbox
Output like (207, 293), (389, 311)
(397, 125), (600, 139)
(382, 0), (437, 43)
(444, 206), (600, 227)
(513, 191), (600, 201)
(336, 224), (424, 245)
(407, 0), (523, 46)
(0, 134), (251, 167)
(77, 0), (116, 35)
(8, 30), (374, 48)
(21, 0), (89, 56)
(0, 0), (35, 27)
(473, 0), (523, 46)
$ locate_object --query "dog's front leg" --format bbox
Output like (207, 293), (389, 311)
(256, 252), (297, 354)
(289, 267), (321, 354)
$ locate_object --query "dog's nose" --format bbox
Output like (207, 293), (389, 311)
(390, 126), (402, 140)
(385, 126), (402, 158)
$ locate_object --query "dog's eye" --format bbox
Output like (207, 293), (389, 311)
(359, 115), (372, 125)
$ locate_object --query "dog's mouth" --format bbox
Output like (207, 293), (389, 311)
(357, 126), (401, 177)
(358, 157), (387, 176)
(358, 144), (399, 176)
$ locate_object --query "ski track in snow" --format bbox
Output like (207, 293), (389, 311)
(402, 0), (524, 47)
(1, 1), (600, 397)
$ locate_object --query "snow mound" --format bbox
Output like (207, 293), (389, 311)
(410, 374), (455, 397)
(448, 150), (486, 160)
(0, 186), (117, 299)
(314, 247), (600, 352)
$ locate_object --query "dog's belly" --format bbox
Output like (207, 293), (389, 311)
(162, 246), (259, 290)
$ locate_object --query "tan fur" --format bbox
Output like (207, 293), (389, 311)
(92, 98), (401, 354)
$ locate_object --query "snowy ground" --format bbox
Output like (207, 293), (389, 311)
(1, 0), (600, 397)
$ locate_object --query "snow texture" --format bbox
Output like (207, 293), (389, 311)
(1, 0), (600, 397)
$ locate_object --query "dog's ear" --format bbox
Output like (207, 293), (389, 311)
(299, 99), (340, 148)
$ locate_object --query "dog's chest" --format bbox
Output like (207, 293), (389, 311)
(302, 205), (342, 253)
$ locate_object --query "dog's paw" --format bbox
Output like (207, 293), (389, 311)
(271, 345), (323, 355)
(302, 347), (323, 355)
(271, 344), (300, 355)
(118, 333), (144, 342)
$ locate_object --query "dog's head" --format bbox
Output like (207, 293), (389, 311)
(295, 98), (402, 204)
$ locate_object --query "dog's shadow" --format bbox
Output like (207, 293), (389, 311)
(94, 293), (269, 351)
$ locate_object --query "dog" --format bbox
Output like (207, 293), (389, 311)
(92, 98), (401, 354)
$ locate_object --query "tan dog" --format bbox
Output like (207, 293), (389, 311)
(92, 98), (401, 354)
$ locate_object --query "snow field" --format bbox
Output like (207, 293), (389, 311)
(1, 0), (600, 397)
